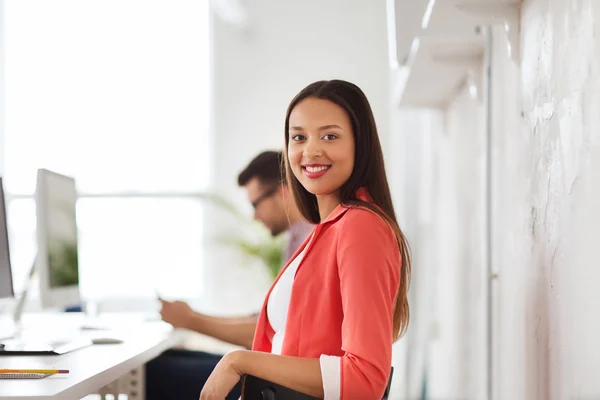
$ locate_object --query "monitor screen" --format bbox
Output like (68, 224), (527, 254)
(36, 169), (80, 309)
(0, 178), (14, 300)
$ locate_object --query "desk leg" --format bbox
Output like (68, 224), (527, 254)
(96, 366), (145, 400)
(119, 367), (145, 399)
(97, 380), (118, 398)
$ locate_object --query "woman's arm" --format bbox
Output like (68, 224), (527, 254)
(229, 350), (325, 398)
(331, 209), (401, 399)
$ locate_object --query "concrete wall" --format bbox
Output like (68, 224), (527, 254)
(494, 0), (600, 399)
(396, 0), (600, 399)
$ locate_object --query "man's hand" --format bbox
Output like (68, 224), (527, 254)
(159, 299), (194, 329)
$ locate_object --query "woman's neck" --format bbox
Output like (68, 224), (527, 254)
(316, 192), (342, 222)
(286, 203), (304, 226)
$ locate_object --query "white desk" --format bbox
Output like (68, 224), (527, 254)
(0, 315), (185, 400)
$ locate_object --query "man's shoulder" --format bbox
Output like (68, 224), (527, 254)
(290, 220), (315, 238)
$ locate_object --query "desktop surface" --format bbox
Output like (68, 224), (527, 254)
(0, 313), (182, 400)
(0, 311), (160, 356)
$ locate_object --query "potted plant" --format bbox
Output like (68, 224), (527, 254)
(199, 192), (285, 280)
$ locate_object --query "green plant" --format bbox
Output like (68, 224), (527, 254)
(199, 192), (285, 280)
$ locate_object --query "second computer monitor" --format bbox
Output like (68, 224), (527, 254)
(0, 177), (14, 301)
(36, 169), (81, 310)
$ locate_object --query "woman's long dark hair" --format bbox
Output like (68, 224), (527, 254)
(283, 80), (411, 340)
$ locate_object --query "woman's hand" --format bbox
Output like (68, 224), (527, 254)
(200, 350), (243, 400)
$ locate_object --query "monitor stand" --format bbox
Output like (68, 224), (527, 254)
(0, 315), (17, 341)
(13, 257), (36, 324)
(0, 257), (36, 340)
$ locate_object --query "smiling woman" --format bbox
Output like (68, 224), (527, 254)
(199, 80), (411, 400)
(288, 99), (356, 221)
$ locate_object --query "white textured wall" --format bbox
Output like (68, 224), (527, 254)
(494, 0), (600, 399)
(397, 0), (600, 399)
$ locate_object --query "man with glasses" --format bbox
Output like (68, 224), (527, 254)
(237, 151), (313, 262)
(146, 150), (313, 400)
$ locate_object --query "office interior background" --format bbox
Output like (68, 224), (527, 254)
(0, 0), (599, 399)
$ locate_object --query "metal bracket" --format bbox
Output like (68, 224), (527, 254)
(455, 2), (521, 66)
(431, 53), (484, 102)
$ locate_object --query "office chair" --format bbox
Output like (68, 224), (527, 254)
(242, 366), (394, 400)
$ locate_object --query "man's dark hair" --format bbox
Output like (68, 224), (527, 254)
(237, 150), (285, 187)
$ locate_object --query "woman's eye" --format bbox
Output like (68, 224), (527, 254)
(291, 134), (306, 141)
(323, 134), (337, 140)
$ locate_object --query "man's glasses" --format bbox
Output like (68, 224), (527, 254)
(251, 185), (279, 210)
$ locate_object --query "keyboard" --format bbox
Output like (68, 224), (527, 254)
(0, 373), (52, 379)
(0, 337), (93, 355)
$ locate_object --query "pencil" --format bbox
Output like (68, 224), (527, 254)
(0, 369), (69, 374)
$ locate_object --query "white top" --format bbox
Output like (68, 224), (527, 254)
(267, 247), (306, 355)
(266, 247), (342, 400)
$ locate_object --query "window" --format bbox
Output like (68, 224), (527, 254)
(3, 1), (210, 299)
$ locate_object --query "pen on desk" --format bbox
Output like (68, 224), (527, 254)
(0, 369), (70, 374)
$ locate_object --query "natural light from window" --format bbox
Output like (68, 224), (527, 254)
(3, 0), (210, 301)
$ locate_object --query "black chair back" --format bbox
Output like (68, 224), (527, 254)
(242, 366), (395, 400)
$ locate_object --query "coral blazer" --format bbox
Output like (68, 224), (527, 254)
(251, 188), (401, 399)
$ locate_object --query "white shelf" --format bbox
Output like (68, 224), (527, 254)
(397, 36), (484, 108)
(393, 0), (520, 108)
(391, 0), (431, 65)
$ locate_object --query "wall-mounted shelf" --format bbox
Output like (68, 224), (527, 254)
(395, 36), (484, 108)
(391, 0), (431, 65)
(391, 0), (520, 108)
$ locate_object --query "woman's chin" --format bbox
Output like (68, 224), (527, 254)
(301, 183), (338, 197)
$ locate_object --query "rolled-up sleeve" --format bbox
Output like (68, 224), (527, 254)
(332, 209), (401, 400)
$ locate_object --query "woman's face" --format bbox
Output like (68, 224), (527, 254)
(287, 97), (355, 199)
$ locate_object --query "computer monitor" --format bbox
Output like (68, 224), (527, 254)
(35, 169), (81, 310)
(0, 177), (14, 301)
(0, 177), (17, 340)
